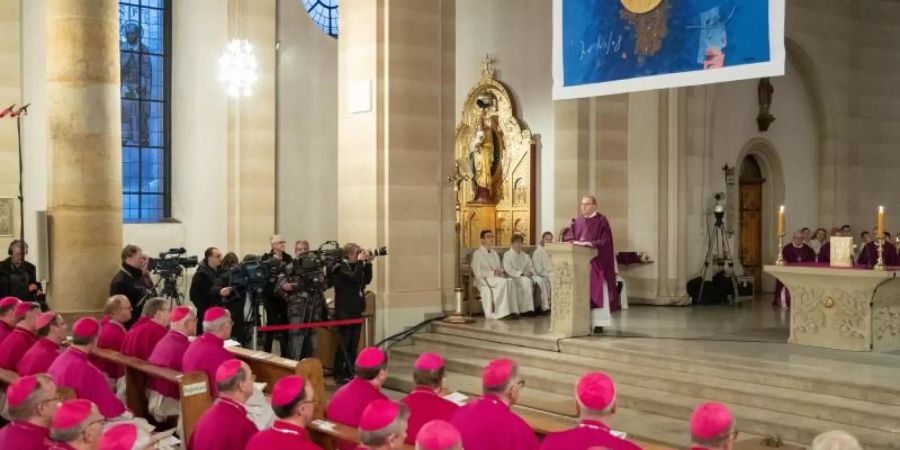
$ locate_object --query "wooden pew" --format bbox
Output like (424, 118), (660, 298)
(92, 348), (211, 441)
(308, 419), (414, 450)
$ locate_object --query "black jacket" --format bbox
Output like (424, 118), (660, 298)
(110, 264), (152, 328)
(190, 262), (222, 318)
(332, 261), (372, 318)
(0, 258), (40, 302)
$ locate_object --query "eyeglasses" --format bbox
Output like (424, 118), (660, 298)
(515, 379), (526, 389)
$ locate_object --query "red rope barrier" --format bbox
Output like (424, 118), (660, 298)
(256, 318), (364, 332)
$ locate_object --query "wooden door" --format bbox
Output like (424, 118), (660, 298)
(739, 182), (763, 288)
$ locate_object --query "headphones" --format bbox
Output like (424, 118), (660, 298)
(7, 240), (26, 256)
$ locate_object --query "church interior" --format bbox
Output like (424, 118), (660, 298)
(1, 1), (899, 450)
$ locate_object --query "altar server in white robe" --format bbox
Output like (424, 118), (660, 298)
(471, 230), (520, 319)
(502, 234), (538, 316)
(531, 232), (554, 313)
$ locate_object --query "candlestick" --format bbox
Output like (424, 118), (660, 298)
(775, 233), (785, 266)
(778, 205), (785, 236)
(878, 206), (885, 239)
(874, 237), (886, 271)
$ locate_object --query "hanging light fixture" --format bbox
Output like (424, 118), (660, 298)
(218, 39), (258, 97)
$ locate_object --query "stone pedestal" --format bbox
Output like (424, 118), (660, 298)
(546, 242), (595, 338)
(46, 0), (123, 314)
(765, 265), (900, 352)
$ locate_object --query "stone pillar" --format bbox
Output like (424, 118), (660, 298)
(338, 0), (456, 338)
(553, 98), (591, 232)
(46, 0), (122, 314)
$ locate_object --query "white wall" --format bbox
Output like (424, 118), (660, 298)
(276, 0), (338, 246)
(456, 0), (554, 232)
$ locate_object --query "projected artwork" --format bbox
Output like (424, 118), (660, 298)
(553, 0), (785, 99)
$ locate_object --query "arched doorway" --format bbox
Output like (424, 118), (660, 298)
(739, 156), (765, 289)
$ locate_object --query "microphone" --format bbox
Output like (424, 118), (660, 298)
(12, 104), (31, 117)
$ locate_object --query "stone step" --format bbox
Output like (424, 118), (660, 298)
(389, 342), (900, 449)
(432, 322), (900, 405)
(400, 333), (900, 431)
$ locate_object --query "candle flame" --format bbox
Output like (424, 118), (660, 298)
(779, 205), (784, 213)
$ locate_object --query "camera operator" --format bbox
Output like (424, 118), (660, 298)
(190, 247), (232, 335)
(276, 238), (328, 360)
(260, 235), (292, 355)
(213, 252), (248, 344)
(294, 240), (310, 258)
(0, 240), (46, 310)
(110, 244), (153, 328)
(332, 243), (373, 384)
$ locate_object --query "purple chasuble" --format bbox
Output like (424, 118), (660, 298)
(147, 330), (190, 398)
(857, 240), (898, 267)
(246, 420), (322, 450)
(91, 318), (127, 379)
(539, 419), (642, 450)
(47, 347), (127, 418)
(0, 327), (38, 370)
(0, 420), (51, 450)
(451, 394), (540, 450)
(563, 213), (619, 310)
(325, 377), (388, 450)
(121, 319), (167, 360)
(17, 338), (62, 376)
(0, 320), (14, 345)
(400, 386), (460, 445)
(773, 243), (817, 308)
(181, 333), (233, 397)
(188, 397), (258, 450)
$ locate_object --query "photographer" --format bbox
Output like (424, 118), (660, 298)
(110, 244), (153, 328)
(190, 247), (232, 335)
(260, 235), (292, 355)
(276, 239), (330, 360)
(332, 243), (373, 384)
(214, 252), (249, 344)
(0, 240), (45, 310)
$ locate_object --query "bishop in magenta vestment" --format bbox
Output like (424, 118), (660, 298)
(121, 316), (167, 360)
(188, 397), (258, 450)
(91, 317), (127, 380)
(400, 386), (459, 445)
(0, 326), (38, 370)
(246, 420), (322, 450)
(47, 347), (127, 419)
(325, 377), (388, 450)
(181, 332), (233, 397)
(451, 393), (540, 450)
(773, 241), (816, 308)
(17, 337), (61, 376)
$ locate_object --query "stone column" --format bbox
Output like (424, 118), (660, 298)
(46, 0), (122, 314)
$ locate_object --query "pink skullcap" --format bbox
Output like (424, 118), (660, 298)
(52, 399), (93, 429)
(72, 317), (100, 339)
(0, 296), (19, 309)
(14, 301), (34, 318)
(271, 375), (306, 406)
(355, 346), (385, 369)
(576, 372), (616, 410)
(690, 402), (735, 440)
(215, 359), (243, 383)
(99, 423), (138, 450)
(482, 358), (515, 388)
(36, 312), (56, 330)
(171, 306), (192, 323)
(7, 375), (39, 408)
(203, 306), (228, 322)
(414, 352), (444, 371)
(416, 420), (462, 450)
(359, 400), (401, 431)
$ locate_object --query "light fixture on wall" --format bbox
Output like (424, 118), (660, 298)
(218, 39), (258, 97)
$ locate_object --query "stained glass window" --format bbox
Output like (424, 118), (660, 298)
(303, 0), (339, 38)
(119, 0), (170, 223)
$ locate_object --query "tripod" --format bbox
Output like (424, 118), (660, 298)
(698, 209), (740, 305)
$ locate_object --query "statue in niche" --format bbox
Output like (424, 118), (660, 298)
(757, 78), (776, 131)
(514, 178), (527, 206)
(469, 107), (501, 204)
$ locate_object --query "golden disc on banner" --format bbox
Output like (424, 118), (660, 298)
(620, 0), (662, 14)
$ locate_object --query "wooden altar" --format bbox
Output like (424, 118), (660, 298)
(456, 58), (536, 248)
(765, 265), (900, 352)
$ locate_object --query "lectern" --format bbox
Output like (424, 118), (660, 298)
(545, 243), (596, 338)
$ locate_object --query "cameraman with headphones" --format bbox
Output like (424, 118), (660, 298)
(0, 240), (45, 309)
(332, 243), (373, 384)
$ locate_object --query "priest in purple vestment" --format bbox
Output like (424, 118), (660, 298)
(121, 297), (171, 361)
(146, 305), (196, 421)
(689, 402), (737, 450)
(0, 296), (20, 344)
(357, 400), (409, 450)
(0, 301), (41, 370)
(540, 371), (640, 450)
(246, 375), (321, 450)
(451, 358), (540, 450)
(0, 374), (59, 450)
(188, 359), (258, 450)
(18, 313), (67, 376)
(857, 228), (899, 267)
(47, 318), (129, 419)
(415, 420), (462, 450)
(563, 195), (619, 332)
(181, 307), (234, 397)
(773, 230), (817, 308)
(326, 347), (390, 450)
(48, 399), (105, 450)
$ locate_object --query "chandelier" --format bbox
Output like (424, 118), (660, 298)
(218, 39), (258, 97)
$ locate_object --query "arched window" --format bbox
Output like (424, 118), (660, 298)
(119, 0), (171, 223)
(303, 0), (339, 38)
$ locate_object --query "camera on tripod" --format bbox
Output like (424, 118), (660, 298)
(226, 255), (285, 294)
(148, 248), (199, 276)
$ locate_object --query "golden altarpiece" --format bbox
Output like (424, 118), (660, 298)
(455, 60), (536, 248)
